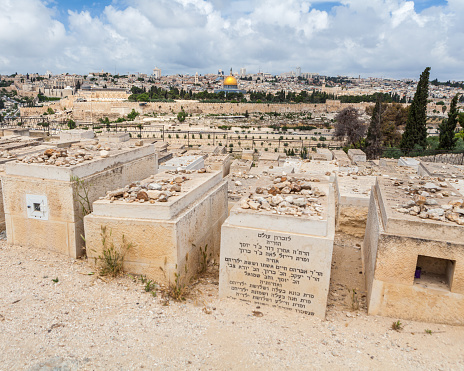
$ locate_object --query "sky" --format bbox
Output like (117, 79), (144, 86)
(0, 0), (462, 80)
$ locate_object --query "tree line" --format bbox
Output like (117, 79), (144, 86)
(128, 85), (407, 104)
(335, 67), (464, 158)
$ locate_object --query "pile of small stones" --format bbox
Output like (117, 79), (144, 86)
(393, 178), (464, 225)
(240, 175), (326, 218)
(15, 140), (144, 166)
(17, 148), (96, 166)
(0, 151), (15, 159)
(104, 168), (207, 203)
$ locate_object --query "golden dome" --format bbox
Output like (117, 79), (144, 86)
(223, 75), (238, 86)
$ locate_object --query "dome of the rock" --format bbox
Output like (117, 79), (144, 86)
(223, 75), (238, 86)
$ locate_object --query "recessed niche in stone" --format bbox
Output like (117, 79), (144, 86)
(414, 255), (455, 291)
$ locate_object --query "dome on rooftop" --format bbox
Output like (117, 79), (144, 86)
(223, 75), (238, 86)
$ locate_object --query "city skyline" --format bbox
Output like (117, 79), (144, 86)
(0, 0), (462, 80)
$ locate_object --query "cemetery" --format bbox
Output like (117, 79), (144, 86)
(1, 135), (464, 328)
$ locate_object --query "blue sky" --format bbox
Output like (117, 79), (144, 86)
(0, 0), (462, 80)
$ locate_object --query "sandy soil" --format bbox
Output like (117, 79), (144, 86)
(1, 233), (463, 370)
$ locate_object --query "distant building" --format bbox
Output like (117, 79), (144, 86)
(240, 67), (246, 77)
(296, 67), (301, 77)
(153, 67), (161, 79)
(195, 72), (199, 84)
(214, 68), (246, 94)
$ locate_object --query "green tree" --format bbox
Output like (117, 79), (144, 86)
(0, 98), (4, 109)
(127, 109), (139, 121)
(365, 95), (384, 159)
(177, 110), (187, 122)
(400, 67), (431, 150)
(458, 112), (464, 129)
(67, 119), (76, 129)
(438, 94), (459, 150)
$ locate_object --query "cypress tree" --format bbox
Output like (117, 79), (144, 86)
(400, 67), (431, 150)
(365, 94), (384, 159)
(438, 94), (459, 150)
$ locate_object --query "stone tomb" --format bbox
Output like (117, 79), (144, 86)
(84, 170), (228, 284)
(258, 152), (285, 168)
(219, 175), (335, 318)
(315, 148), (333, 161)
(348, 149), (366, 163)
(98, 132), (130, 143)
(60, 130), (95, 141)
(335, 174), (377, 237)
(159, 155), (204, 171)
(205, 154), (232, 178)
(230, 159), (253, 175)
(398, 157), (420, 172)
(2, 143), (157, 258)
(418, 161), (464, 179)
(363, 176), (464, 325)
(331, 149), (351, 167)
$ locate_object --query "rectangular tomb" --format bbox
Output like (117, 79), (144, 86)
(398, 157), (420, 172)
(335, 174), (377, 237)
(418, 161), (464, 179)
(84, 169), (228, 284)
(3, 142), (157, 258)
(316, 148), (333, 161)
(348, 149), (366, 163)
(230, 159), (253, 175)
(205, 154), (232, 178)
(219, 175), (335, 319)
(159, 155), (204, 171)
(331, 149), (351, 167)
(363, 176), (464, 325)
(60, 130), (95, 141)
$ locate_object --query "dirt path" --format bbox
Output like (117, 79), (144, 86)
(1, 235), (463, 370)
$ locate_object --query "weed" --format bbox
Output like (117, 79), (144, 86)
(71, 175), (92, 219)
(160, 254), (189, 301)
(144, 280), (157, 293)
(198, 244), (211, 274)
(94, 226), (132, 277)
(52, 277), (59, 283)
(392, 320), (403, 331)
(349, 288), (359, 311)
(425, 329), (432, 335)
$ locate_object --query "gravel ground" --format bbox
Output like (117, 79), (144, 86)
(1, 234), (464, 370)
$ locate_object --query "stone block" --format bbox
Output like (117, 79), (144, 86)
(219, 175), (335, 319)
(84, 170), (228, 284)
(98, 132), (130, 142)
(398, 157), (420, 172)
(332, 149), (351, 167)
(316, 148), (333, 161)
(205, 154), (232, 177)
(60, 130), (95, 141)
(159, 155), (204, 171)
(348, 149), (366, 163)
(230, 159), (252, 175)
(3, 144), (157, 258)
(363, 176), (464, 325)
(335, 174), (376, 237)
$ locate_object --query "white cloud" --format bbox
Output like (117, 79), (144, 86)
(0, 0), (462, 80)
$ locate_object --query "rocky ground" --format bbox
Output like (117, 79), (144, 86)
(1, 233), (463, 370)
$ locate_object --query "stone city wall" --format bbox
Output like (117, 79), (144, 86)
(19, 101), (374, 120)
